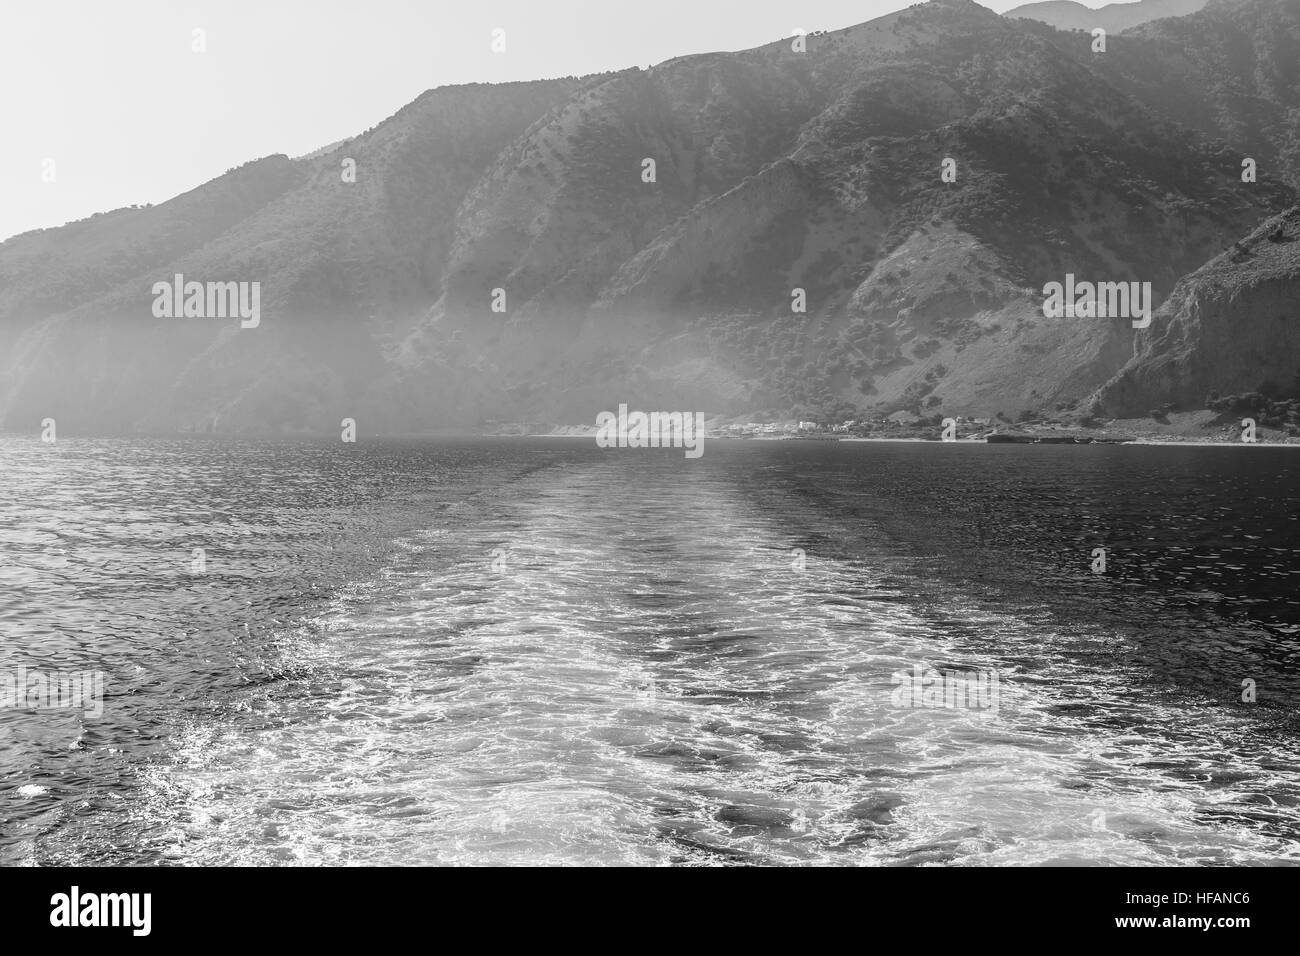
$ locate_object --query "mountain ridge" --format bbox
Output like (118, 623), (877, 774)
(1005, 0), (1209, 33)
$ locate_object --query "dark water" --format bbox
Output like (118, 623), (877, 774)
(2, 435), (1298, 865)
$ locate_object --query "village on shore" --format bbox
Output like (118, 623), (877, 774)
(491, 409), (1300, 445)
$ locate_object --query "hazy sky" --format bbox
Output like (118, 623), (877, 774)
(0, 0), (1102, 242)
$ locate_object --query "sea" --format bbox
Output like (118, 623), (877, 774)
(1, 435), (1298, 866)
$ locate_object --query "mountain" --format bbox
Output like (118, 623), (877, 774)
(1, 0), (1297, 435)
(1005, 0), (1209, 33)
(0, 80), (581, 433)
(0, 156), (303, 358)
(1099, 0), (1300, 189)
(393, 0), (1296, 428)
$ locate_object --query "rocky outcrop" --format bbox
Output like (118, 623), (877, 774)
(1091, 207), (1300, 416)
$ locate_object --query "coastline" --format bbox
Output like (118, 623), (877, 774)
(494, 431), (1300, 448)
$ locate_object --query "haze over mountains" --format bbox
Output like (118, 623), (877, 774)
(1005, 0), (1209, 33)
(2, 0), (1297, 435)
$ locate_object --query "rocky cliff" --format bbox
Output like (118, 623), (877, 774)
(1091, 206), (1300, 416)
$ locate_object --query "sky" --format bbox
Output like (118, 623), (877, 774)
(0, 0), (1106, 242)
